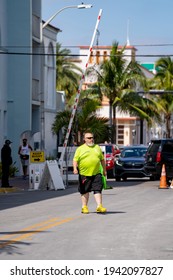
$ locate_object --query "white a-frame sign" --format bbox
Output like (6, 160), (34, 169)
(38, 160), (65, 190)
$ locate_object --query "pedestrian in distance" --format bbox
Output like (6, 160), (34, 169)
(18, 138), (32, 180)
(1, 139), (13, 188)
(73, 131), (107, 214)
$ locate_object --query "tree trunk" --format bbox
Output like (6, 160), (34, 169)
(140, 119), (143, 144)
(166, 114), (171, 138)
(113, 105), (117, 143)
(109, 99), (113, 142)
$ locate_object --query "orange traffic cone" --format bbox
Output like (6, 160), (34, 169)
(159, 164), (169, 189)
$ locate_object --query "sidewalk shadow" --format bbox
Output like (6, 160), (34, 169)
(0, 183), (78, 211)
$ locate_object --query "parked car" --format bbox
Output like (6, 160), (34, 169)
(144, 139), (173, 182)
(112, 144), (121, 156)
(99, 143), (120, 178)
(115, 145), (150, 181)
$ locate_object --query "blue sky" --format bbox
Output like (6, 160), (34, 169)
(42, 0), (173, 62)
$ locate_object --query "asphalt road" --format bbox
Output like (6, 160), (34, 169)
(0, 178), (173, 260)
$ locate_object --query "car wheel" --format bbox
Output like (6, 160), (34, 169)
(122, 176), (127, 181)
(107, 168), (115, 179)
(115, 176), (121, 181)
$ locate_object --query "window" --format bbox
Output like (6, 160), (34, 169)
(117, 125), (124, 145)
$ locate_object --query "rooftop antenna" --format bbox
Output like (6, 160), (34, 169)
(126, 19), (130, 46)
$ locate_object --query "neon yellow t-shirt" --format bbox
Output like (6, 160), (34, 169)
(73, 144), (104, 176)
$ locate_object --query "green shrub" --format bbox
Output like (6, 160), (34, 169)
(0, 162), (19, 179)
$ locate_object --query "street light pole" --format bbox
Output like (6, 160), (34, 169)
(40, 3), (93, 151)
(42, 4), (93, 30)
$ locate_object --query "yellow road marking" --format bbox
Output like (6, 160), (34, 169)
(0, 217), (61, 241)
(0, 217), (74, 249)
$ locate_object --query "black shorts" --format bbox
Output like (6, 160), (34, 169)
(78, 173), (103, 195)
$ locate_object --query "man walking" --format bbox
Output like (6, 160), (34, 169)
(73, 131), (107, 214)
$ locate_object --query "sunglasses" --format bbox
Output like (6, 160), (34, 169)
(86, 137), (94, 139)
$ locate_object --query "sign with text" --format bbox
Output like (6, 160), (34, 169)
(30, 151), (45, 163)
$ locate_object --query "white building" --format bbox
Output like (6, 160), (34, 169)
(0, 0), (61, 173)
(76, 45), (154, 145)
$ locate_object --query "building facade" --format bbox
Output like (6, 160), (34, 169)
(0, 0), (60, 174)
(76, 45), (154, 145)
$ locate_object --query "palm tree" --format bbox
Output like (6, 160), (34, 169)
(148, 57), (173, 138)
(52, 95), (110, 145)
(113, 90), (162, 127)
(56, 42), (82, 100)
(98, 41), (146, 142)
(155, 57), (173, 89)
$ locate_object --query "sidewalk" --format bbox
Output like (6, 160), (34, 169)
(0, 176), (78, 193)
(0, 176), (29, 193)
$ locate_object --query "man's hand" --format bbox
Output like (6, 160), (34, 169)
(73, 161), (78, 174)
(73, 168), (78, 174)
(103, 170), (107, 177)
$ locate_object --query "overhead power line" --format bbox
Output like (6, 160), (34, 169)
(133, 43), (173, 47)
(1, 51), (173, 58)
(1, 43), (173, 49)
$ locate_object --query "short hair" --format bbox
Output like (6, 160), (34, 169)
(83, 130), (94, 138)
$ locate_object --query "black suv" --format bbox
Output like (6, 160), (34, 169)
(145, 139), (173, 182)
(115, 145), (149, 181)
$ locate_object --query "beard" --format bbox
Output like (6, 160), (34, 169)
(87, 142), (94, 147)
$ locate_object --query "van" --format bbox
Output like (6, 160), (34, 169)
(144, 139), (173, 183)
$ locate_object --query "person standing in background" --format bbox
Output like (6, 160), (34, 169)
(1, 140), (13, 188)
(18, 138), (32, 179)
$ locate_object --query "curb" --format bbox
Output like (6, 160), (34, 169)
(0, 187), (24, 193)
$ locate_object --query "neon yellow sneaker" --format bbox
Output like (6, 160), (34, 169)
(96, 204), (107, 213)
(81, 205), (89, 214)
